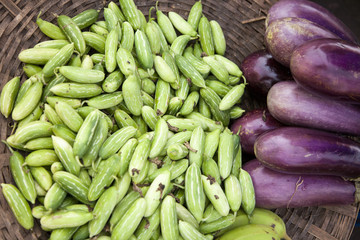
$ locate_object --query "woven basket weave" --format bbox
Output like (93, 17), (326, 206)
(0, 0), (358, 239)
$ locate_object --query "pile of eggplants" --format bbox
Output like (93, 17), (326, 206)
(231, 0), (360, 209)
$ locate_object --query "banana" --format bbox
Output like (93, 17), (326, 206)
(218, 224), (281, 240)
(215, 209), (291, 240)
(249, 208), (291, 240)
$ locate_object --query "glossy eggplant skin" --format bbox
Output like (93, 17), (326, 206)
(243, 159), (357, 209)
(231, 109), (283, 154)
(267, 81), (360, 136)
(241, 50), (292, 96)
(254, 127), (360, 178)
(265, 17), (339, 67)
(291, 38), (360, 104)
(266, 0), (359, 44)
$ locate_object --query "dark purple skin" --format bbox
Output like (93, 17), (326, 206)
(241, 49), (292, 96)
(291, 38), (360, 104)
(267, 81), (360, 136)
(243, 159), (357, 209)
(266, 0), (359, 44)
(254, 127), (360, 178)
(265, 17), (340, 67)
(230, 109), (283, 154)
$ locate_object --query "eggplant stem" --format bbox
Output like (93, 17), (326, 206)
(287, 176), (304, 209)
(241, 16), (266, 24)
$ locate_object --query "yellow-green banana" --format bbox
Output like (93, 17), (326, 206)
(249, 208), (291, 240)
(218, 224), (281, 240)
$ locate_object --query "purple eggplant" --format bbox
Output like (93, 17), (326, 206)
(266, 0), (358, 44)
(265, 17), (339, 67)
(291, 38), (360, 104)
(254, 127), (360, 178)
(267, 81), (360, 136)
(231, 109), (283, 154)
(241, 50), (292, 96)
(243, 159), (358, 209)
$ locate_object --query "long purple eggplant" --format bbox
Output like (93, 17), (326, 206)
(243, 159), (359, 209)
(267, 81), (360, 136)
(291, 38), (360, 104)
(265, 17), (339, 67)
(266, 0), (358, 44)
(241, 50), (292, 96)
(231, 109), (283, 154)
(254, 127), (360, 178)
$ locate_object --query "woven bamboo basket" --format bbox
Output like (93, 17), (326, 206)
(0, 0), (358, 239)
